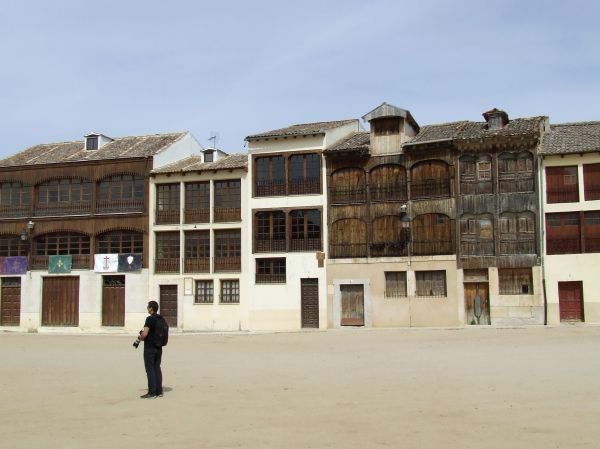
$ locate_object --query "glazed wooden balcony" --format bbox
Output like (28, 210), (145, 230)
(184, 257), (210, 273)
(96, 198), (144, 214)
(214, 256), (241, 272)
(34, 202), (92, 217)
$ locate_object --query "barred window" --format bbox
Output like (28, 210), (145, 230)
(195, 280), (214, 304)
(385, 271), (407, 297)
(221, 280), (240, 304)
(416, 270), (446, 297)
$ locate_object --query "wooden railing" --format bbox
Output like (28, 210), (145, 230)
(546, 238), (580, 255)
(289, 238), (321, 252)
(96, 199), (143, 213)
(214, 207), (241, 222)
(255, 273), (286, 284)
(412, 239), (453, 255)
(585, 185), (600, 201)
(184, 258), (210, 273)
(546, 187), (579, 204)
(499, 239), (536, 255)
(585, 237), (600, 253)
(460, 241), (495, 256)
(184, 208), (210, 224)
(329, 243), (368, 259)
(255, 180), (285, 197)
(72, 254), (91, 269)
(30, 254), (90, 269)
(288, 178), (320, 195)
(499, 175), (534, 193)
(329, 186), (366, 204)
(155, 258), (180, 273)
(370, 185), (407, 202)
(410, 179), (450, 199)
(214, 256), (241, 272)
(256, 239), (286, 253)
(0, 205), (29, 218)
(369, 242), (407, 258)
(155, 210), (180, 225)
(35, 202), (92, 217)
(460, 181), (493, 195)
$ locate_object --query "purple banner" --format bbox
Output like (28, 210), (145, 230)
(4, 256), (27, 274)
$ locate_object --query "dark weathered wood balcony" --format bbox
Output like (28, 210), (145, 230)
(460, 181), (493, 195)
(499, 239), (536, 255)
(155, 258), (180, 273)
(255, 273), (286, 284)
(370, 185), (407, 202)
(546, 238), (580, 255)
(329, 186), (366, 204)
(369, 242), (407, 258)
(0, 205), (29, 218)
(256, 239), (286, 253)
(214, 256), (241, 272)
(460, 241), (495, 256)
(546, 187), (579, 204)
(30, 254), (91, 270)
(412, 239), (453, 255)
(498, 175), (534, 193)
(184, 208), (210, 224)
(34, 202), (92, 217)
(155, 210), (180, 225)
(96, 199), (144, 214)
(329, 243), (367, 259)
(410, 179), (451, 200)
(289, 238), (321, 252)
(288, 178), (320, 195)
(214, 207), (241, 222)
(184, 257), (210, 273)
(255, 180), (285, 197)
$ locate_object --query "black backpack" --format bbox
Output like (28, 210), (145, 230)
(151, 314), (169, 347)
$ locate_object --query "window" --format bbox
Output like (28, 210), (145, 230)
(477, 160), (492, 181)
(416, 271), (446, 297)
(214, 230), (241, 272)
(155, 232), (180, 273)
(369, 164), (407, 201)
(220, 280), (240, 303)
(372, 117), (400, 135)
(290, 209), (321, 251)
(546, 212), (581, 255)
(546, 166), (579, 203)
(204, 150), (214, 163)
(499, 268), (533, 295)
(410, 161), (451, 199)
(584, 163), (600, 201)
(256, 258), (286, 284)
(255, 156), (285, 196)
(195, 280), (214, 304)
(97, 174), (144, 211)
(498, 152), (534, 193)
(460, 214), (494, 256)
(330, 218), (367, 258)
(385, 271), (407, 297)
(330, 167), (367, 204)
(0, 235), (27, 256)
(185, 182), (210, 223)
(412, 213), (452, 255)
(289, 153), (320, 194)
(499, 212), (536, 255)
(32, 232), (90, 269)
(85, 136), (98, 151)
(0, 182), (30, 216)
(584, 211), (600, 252)
(214, 179), (241, 222)
(37, 178), (92, 210)
(255, 211), (286, 252)
(184, 231), (210, 273)
(97, 231), (143, 254)
(156, 184), (180, 224)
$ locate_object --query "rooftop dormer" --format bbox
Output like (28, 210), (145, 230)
(362, 102), (419, 155)
(483, 108), (509, 130)
(202, 147), (228, 162)
(84, 132), (113, 151)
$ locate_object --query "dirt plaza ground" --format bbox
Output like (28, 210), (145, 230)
(1, 327), (600, 449)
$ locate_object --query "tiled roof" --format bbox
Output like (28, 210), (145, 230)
(323, 132), (370, 154)
(404, 117), (545, 147)
(152, 153), (248, 174)
(246, 119), (357, 140)
(0, 132), (187, 167)
(540, 122), (600, 155)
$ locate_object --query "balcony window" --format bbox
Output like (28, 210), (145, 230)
(214, 230), (241, 272)
(0, 182), (30, 218)
(184, 231), (210, 273)
(155, 232), (180, 273)
(256, 258), (286, 284)
(460, 214), (494, 256)
(329, 167), (366, 204)
(546, 212), (580, 255)
(410, 160), (451, 199)
(36, 178), (92, 216)
(0, 235), (28, 256)
(97, 231), (143, 254)
(156, 183), (180, 224)
(255, 210), (286, 252)
(412, 214), (452, 255)
(584, 163), (600, 201)
(290, 209), (321, 251)
(184, 182), (210, 223)
(369, 164), (407, 202)
(214, 179), (241, 222)
(546, 166), (579, 203)
(97, 174), (144, 213)
(289, 154), (320, 195)
(255, 156), (285, 197)
(498, 152), (534, 193)
(33, 232), (90, 269)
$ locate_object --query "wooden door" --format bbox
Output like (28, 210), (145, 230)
(301, 278), (319, 328)
(0, 277), (21, 326)
(42, 277), (79, 326)
(464, 282), (490, 325)
(340, 284), (364, 326)
(160, 285), (178, 327)
(102, 276), (125, 327)
(559, 281), (584, 322)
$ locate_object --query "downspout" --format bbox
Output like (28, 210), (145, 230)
(538, 152), (548, 325)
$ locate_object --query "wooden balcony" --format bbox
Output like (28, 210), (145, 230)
(155, 210), (180, 225)
(499, 239), (536, 255)
(96, 199), (143, 214)
(370, 185), (407, 202)
(30, 254), (91, 270)
(329, 186), (366, 204)
(184, 257), (210, 273)
(499, 175), (534, 193)
(546, 238), (580, 255)
(460, 181), (493, 195)
(411, 179), (451, 200)
(0, 205), (29, 218)
(546, 187), (579, 204)
(288, 178), (320, 195)
(329, 243), (367, 259)
(412, 239), (453, 255)
(214, 207), (241, 222)
(184, 208), (210, 224)
(460, 241), (495, 256)
(214, 256), (241, 272)
(585, 185), (600, 201)
(289, 238), (321, 252)
(34, 202), (92, 217)
(256, 239), (286, 253)
(155, 258), (180, 273)
(255, 273), (286, 284)
(369, 242), (407, 258)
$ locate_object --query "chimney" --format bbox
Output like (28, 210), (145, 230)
(483, 108), (509, 130)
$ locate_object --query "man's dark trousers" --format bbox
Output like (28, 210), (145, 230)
(143, 345), (163, 395)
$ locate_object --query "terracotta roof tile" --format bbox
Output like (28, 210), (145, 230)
(540, 122), (600, 155)
(246, 119), (357, 140)
(324, 132), (370, 154)
(152, 153), (248, 174)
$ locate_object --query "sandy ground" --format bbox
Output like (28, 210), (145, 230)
(1, 327), (600, 449)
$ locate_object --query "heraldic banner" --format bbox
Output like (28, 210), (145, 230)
(94, 254), (118, 273)
(118, 253), (143, 272)
(0, 256), (28, 274)
(49, 255), (72, 273)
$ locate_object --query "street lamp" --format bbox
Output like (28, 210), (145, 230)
(20, 221), (35, 267)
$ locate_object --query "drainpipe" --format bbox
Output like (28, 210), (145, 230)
(538, 153), (548, 325)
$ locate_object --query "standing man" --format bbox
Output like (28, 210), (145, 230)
(138, 300), (163, 398)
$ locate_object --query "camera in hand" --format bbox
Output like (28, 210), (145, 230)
(133, 330), (142, 348)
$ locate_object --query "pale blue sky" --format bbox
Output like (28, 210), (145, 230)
(1, 0), (598, 156)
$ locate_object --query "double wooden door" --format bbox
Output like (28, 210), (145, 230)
(0, 277), (21, 326)
(42, 277), (79, 326)
(464, 282), (490, 325)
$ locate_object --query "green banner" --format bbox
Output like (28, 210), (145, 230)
(48, 255), (72, 273)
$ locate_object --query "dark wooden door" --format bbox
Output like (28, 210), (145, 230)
(559, 281), (584, 322)
(301, 278), (319, 328)
(102, 276), (125, 326)
(340, 284), (364, 326)
(160, 285), (178, 327)
(42, 277), (79, 326)
(464, 282), (490, 325)
(1, 277), (21, 326)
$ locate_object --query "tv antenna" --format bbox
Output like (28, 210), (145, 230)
(208, 132), (219, 148)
